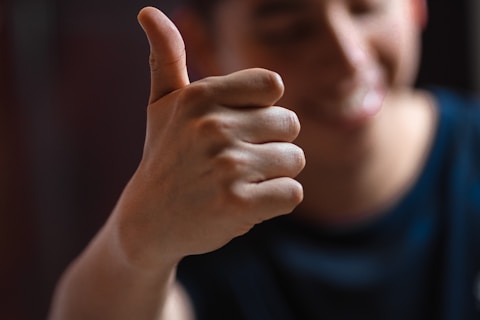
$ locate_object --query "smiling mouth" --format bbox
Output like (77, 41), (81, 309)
(341, 85), (385, 118)
(299, 84), (386, 128)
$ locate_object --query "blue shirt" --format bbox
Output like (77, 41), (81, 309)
(178, 88), (480, 320)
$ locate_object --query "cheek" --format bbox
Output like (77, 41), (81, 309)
(374, 20), (421, 88)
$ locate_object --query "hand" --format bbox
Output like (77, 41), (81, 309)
(113, 7), (305, 270)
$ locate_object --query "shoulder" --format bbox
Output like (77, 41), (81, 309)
(425, 87), (480, 154)
(429, 86), (480, 108)
(429, 87), (480, 127)
(427, 87), (480, 241)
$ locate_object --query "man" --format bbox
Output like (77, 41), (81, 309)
(49, 0), (480, 319)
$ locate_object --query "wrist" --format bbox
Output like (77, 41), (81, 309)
(105, 184), (184, 276)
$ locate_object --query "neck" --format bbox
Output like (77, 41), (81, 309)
(294, 89), (436, 226)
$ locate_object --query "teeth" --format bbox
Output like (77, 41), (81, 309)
(342, 87), (369, 115)
(341, 87), (383, 118)
(362, 90), (383, 115)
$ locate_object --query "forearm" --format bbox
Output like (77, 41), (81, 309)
(48, 221), (182, 320)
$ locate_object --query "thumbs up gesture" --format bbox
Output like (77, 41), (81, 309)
(114, 7), (305, 269)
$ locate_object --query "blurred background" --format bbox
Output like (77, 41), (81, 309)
(0, 0), (479, 318)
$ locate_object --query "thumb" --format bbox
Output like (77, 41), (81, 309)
(138, 7), (190, 104)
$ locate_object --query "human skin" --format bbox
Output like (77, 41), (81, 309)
(176, 0), (435, 224)
(49, 6), (304, 320)
(49, 0), (436, 319)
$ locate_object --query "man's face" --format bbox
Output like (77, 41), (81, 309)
(206, 0), (424, 127)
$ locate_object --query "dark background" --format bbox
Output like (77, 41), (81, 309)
(0, 0), (477, 318)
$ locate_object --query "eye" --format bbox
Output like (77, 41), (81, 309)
(349, 0), (384, 16)
(256, 20), (317, 47)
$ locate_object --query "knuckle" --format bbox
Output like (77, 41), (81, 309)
(214, 149), (247, 175)
(224, 183), (256, 214)
(288, 180), (304, 206)
(196, 115), (233, 142)
(225, 184), (247, 205)
(277, 180), (304, 213)
(148, 53), (158, 71)
(256, 68), (282, 88)
(283, 109), (301, 138)
(280, 144), (305, 170)
(172, 82), (215, 119)
(176, 82), (211, 107)
(292, 145), (306, 169)
(245, 68), (284, 100)
(150, 51), (185, 72)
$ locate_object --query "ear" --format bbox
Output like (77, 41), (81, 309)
(411, 0), (428, 30)
(172, 7), (222, 80)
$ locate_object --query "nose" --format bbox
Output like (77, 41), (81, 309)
(314, 7), (368, 77)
